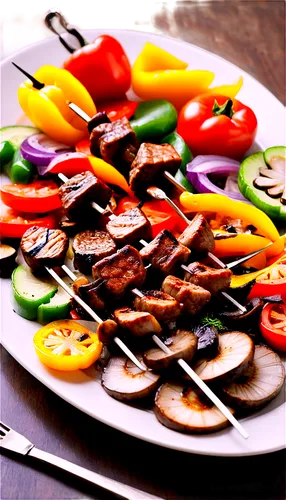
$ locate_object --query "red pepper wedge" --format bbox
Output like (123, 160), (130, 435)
(63, 35), (131, 102)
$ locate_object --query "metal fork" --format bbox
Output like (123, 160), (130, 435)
(0, 422), (164, 500)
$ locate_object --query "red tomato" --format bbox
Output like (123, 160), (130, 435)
(64, 35), (131, 102)
(47, 152), (92, 176)
(0, 208), (57, 238)
(259, 302), (286, 352)
(96, 99), (138, 121)
(248, 257), (286, 299)
(75, 140), (91, 156)
(116, 197), (186, 238)
(177, 94), (257, 159)
(1, 181), (61, 214)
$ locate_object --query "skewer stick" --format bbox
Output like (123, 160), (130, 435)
(131, 288), (248, 439)
(46, 266), (146, 371)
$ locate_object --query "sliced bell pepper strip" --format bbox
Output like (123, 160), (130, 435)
(33, 320), (102, 371)
(130, 100), (178, 143)
(212, 231), (283, 261)
(179, 192), (280, 241)
(18, 65), (96, 146)
(132, 42), (215, 109)
(230, 253), (286, 293)
(204, 77), (243, 99)
(87, 156), (133, 196)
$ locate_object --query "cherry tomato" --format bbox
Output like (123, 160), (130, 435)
(1, 180), (61, 213)
(96, 99), (138, 121)
(177, 94), (257, 159)
(63, 35), (131, 102)
(116, 197), (186, 238)
(259, 302), (286, 352)
(47, 152), (92, 176)
(0, 208), (57, 238)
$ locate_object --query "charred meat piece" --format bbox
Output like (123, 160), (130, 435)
(87, 111), (111, 134)
(21, 226), (69, 271)
(59, 171), (112, 220)
(129, 143), (181, 192)
(106, 207), (151, 246)
(77, 280), (106, 311)
(162, 275), (211, 315)
(114, 307), (162, 337)
(73, 230), (116, 274)
(184, 262), (232, 294)
(90, 117), (138, 167)
(178, 213), (215, 253)
(92, 245), (146, 298)
(140, 230), (190, 274)
(134, 290), (182, 322)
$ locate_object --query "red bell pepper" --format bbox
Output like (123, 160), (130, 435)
(96, 99), (138, 121)
(177, 94), (257, 159)
(63, 35), (131, 102)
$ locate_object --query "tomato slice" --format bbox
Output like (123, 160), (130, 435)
(33, 320), (102, 371)
(1, 180), (62, 214)
(248, 257), (286, 299)
(0, 208), (57, 238)
(259, 302), (286, 352)
(75, 140), (91, 156)
(96, 99), (138, 121)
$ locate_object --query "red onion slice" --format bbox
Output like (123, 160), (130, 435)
(21, 134), (74, 166)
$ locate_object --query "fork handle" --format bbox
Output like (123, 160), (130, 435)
(28, 447), (164, 500)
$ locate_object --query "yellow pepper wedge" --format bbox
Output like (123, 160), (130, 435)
(132, 43), (215, 109)
(213, 231), (284, 263)
(179, 192), (280, 242)
(230, 251), (286, 289)
(204, 76), (243, 99)
(88, 156), (134, 196)
(18, 66), (96, 146)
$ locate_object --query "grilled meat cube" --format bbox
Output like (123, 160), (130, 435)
(162, 275), (211, 315)
(21, 226), (69, 271)
(106, 207), (151, 246)
(90, 117), (138, 167)
(178, 213), (215, 253)
(77, 280), (106, 311)
(92, 245), (146, 298)
(87, 111), (111, 134)
(59, 171), (112, 220)
(129, 143), (181, 192)
(114, 307), (162, 337)
(73, 230), (116, 274)
(184, 262), (232, 294)
(140, 230), (190, 274)
(134, 290), (182, 322)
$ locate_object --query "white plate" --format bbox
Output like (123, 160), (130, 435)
(1, 29), (285, 456)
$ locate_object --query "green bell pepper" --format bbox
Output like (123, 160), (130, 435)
(5, 149), (36, 184)
(0, 141), (15, 169)
(174, 168), (196, 193)
(130, 99), (177, 142)
(161, 131), (192, 174)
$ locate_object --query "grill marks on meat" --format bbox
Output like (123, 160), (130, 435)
(134, 290), (182, 322)
(92, 245), (146, 298)
(140, 230), (190, 274)
(59, 171), (112, 220)
(162, 275), (211, 315)
(90, 117), (138, 168)
(21, 226), (69, 271)
(129, 143), (182, 192)
(114, 307), (162, 336)
(178, 214), (215, 253)
(106, 207), (151, 246)
(184, 262), (232, 294)
(73, 230), (116, 274)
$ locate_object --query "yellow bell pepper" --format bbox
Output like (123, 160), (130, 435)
(213, 231), (284, 263)
(132, 43), (243, 110)
(179, 192), (280, 242)
(18, 65), (96, 146)
(33, 320), (102, 371)
(88, 156), (134, 196)
(230, 252), (286, 289)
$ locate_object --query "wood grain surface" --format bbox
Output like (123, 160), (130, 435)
(1, 1), (285, 499)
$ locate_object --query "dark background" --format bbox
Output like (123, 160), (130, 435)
(1, 1), (285, 499)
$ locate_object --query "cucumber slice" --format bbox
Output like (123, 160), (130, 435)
(37, 278), (72, 325)
(0, 126), (40, 149)
(12, 266), (57, 320)
(238, 152), (286, 221)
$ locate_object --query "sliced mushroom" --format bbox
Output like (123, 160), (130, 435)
(254, 146), (286, 203)
(102, 356), (160, 401)
(194, 325), (219, 357)
(155, 382), (234, 434)
(221, 345), (285, 409)
(220, 298), (263, 322)
(193, 331), (254, 383)
(143, 329), (197, 370)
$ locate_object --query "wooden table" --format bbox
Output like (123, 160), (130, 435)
(1, 2), (285, 499)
